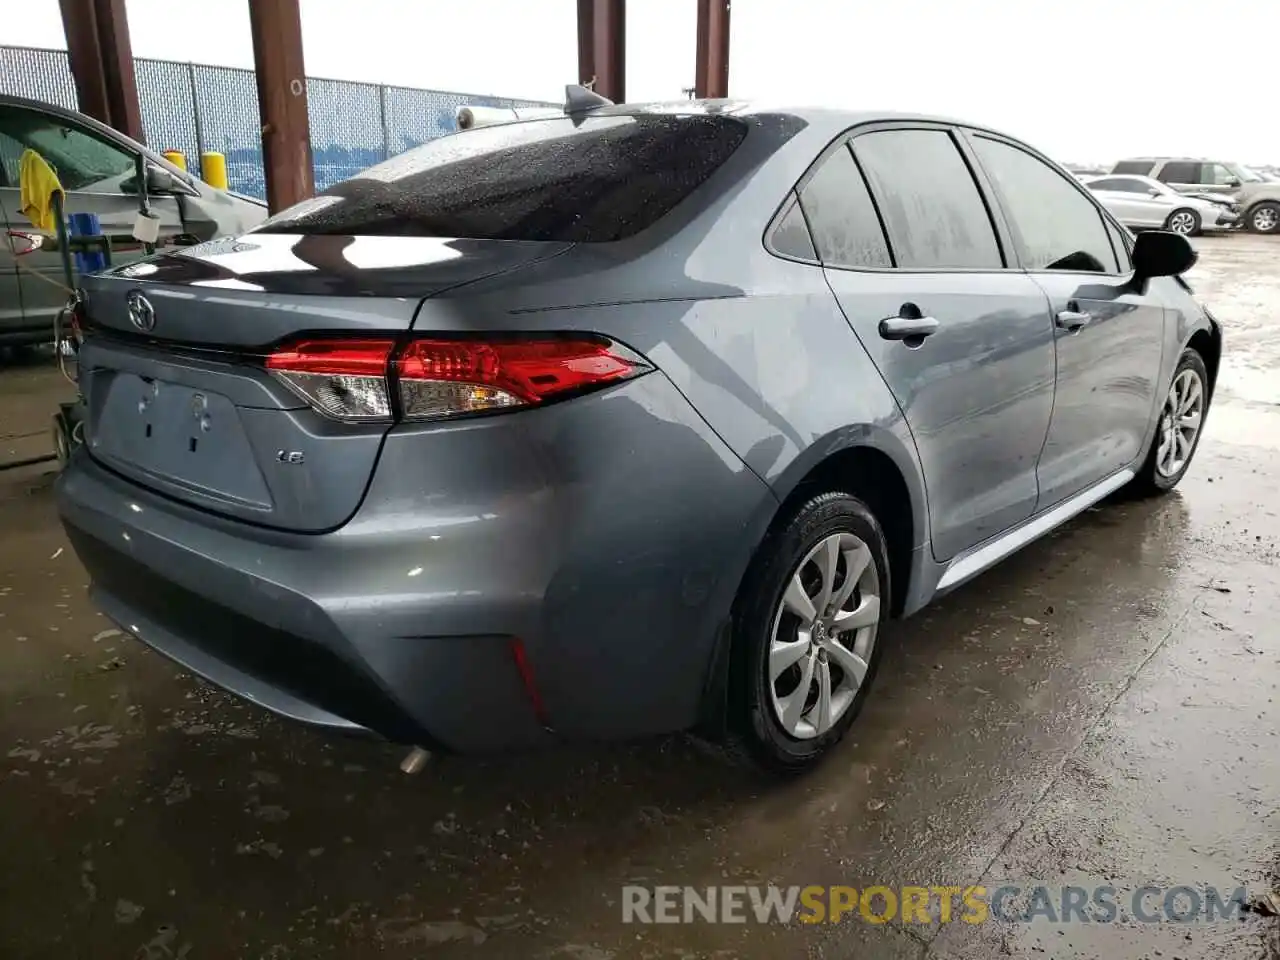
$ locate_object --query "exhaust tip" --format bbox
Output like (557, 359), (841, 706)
(399, 747), (432, 774)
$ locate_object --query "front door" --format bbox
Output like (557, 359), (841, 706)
(797, 125), (1057, 560)
(964, 133), (1166, 508)
(0, 104), (183, 330)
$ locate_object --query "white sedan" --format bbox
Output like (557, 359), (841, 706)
(1083, 174), (1241, 236)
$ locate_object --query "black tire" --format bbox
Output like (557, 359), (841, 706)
(1130, 348), (1210, 497)
(1165, 208), (1201, 237)
(725, 491), (891, 776)
(1247, 201), (1280, 234)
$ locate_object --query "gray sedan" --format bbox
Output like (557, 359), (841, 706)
(56, 101), (1219, 775)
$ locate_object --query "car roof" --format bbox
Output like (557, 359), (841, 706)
(575, 97), (1022, 137)
(0, 92), (198, 183)
(0, 92), (155, 153)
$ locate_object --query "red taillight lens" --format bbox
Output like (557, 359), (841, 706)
(266, 336), (650, 423)
(395, 337), (650, 421)
(266, 339), (395, 420)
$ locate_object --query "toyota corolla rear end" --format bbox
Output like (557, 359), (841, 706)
(55, 106), (792, 752)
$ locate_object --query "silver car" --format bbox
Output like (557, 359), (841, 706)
(0, 94), (267, 347)
(1084, 174), (1239, 235)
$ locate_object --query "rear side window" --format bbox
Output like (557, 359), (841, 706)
(797, 145), (891, 268)
(970, 136), (1118, 274)
(769, 194), (817, 261)
(256, 114), (748, 242)
(1090, 177), (1146, 194)
(1112, 160), (1154, 175)
(1157, 161), (1198, 184)
(852, 129), (1003, 270)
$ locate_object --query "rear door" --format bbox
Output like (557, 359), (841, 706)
(0, 104), (184, 328)
(964, 132), (1165, 508)
(804, 124), (1056, 561)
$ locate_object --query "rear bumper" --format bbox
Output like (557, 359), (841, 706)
(56, 373), (777, 752)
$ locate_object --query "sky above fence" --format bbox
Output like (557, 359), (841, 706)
(8, 0), (1279, 164)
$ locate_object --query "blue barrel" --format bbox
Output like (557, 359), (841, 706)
(68, 212), (107, 274)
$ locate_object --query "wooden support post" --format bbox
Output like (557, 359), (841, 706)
(578, 0), (625, 102)
(694, 0), (731, 99)
(58, 0), (145, 142)
(247, 0), (315, 213)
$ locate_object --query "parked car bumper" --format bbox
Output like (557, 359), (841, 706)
(1203, 208), (1242, 231)
(55, 373), (777, 753)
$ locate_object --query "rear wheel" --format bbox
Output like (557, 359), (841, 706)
(727, 492), (890, 775)
(1165, 208), (1201, 236)
(1131, 348), (1209, 496)
(1248, 202), (1280, 234)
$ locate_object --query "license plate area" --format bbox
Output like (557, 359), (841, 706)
(90, 373), (273, 510)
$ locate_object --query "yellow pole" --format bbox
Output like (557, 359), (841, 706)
(162, 150), (186, 170)
(201, 151), (229, 190)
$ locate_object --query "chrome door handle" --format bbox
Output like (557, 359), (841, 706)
(879, 315), (940, 341)
(1055, 309), (1092, 332)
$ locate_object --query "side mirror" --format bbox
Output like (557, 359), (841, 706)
(1147, 187), (1162, 197)
(146, 165), (177, 194)
(1132, 230), (1196, 279)
(1226, 177), (1241, 188)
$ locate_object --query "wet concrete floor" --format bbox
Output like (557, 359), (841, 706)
(1, 234), (1278, 959)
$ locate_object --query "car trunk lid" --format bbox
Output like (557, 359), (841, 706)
(78, 234), (571, 532)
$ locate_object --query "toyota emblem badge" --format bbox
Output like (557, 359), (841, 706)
(126, 290), (156, 332)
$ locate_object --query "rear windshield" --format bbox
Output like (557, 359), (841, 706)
(255, 114), (749, 242)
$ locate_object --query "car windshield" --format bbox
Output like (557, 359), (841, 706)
(255, 113), (750, 242)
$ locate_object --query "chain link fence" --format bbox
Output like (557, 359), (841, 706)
(0, 45), (554, 199)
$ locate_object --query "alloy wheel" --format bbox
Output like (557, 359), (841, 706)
(1168, 211), (1197, 235)
(1156, 368), (1205, 478)
(767, 532), (881, 740)
(1252, 206), (1279, 233)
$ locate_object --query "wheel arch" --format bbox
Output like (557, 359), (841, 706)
(771, 444), (919, 620)
(1185, 323), (1221, 397)
(695, 435), (925, 742)
(1244, 198), (1280, 232)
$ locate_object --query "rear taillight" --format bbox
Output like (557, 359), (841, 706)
(266, 339), (396, 420)
(265, 336), (650, 423)
(395, 338), (648, 420)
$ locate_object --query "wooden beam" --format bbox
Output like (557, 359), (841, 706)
(247, 0), (314, 213)
(576, 0), (595, 89)
(581, 0), (624, 102)
(58, 0), (144, 142)
(92, 0), (144, 142)
(695, 0), (730, 99)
